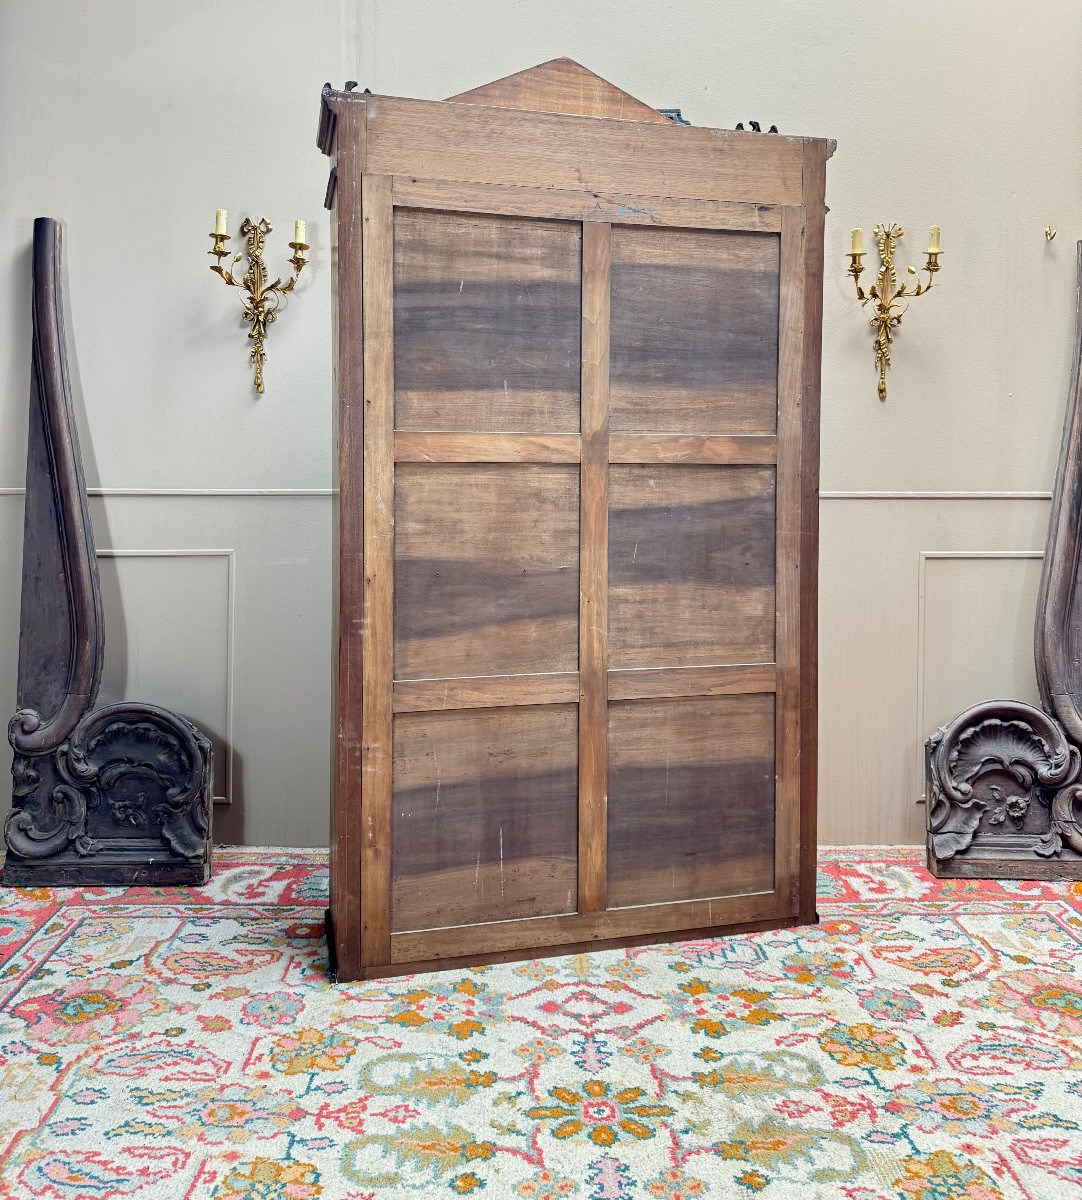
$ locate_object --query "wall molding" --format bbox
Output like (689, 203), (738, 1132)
(0, 488), (1052, 500)
(95, 548), (236, 808)
(822, 491), (1053, 500)
(915, 549), (1045, 805)
(0, 488), (334, 497)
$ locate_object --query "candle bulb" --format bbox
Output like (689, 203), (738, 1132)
(215, 209), (227, 236)
(927, 225), (941, 254)
(295, 219), (306, 245)
(851, 227), (863, 256)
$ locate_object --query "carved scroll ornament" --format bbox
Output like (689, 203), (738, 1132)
(926, 246), (1082, 877)
(4, 219), (213, 887)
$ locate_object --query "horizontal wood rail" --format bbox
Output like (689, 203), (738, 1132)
(394, 432), (581, 463)
(392, 176), (784, 232)
(393, 673), (579, 712)
(609, 433), (777, 465)
(392, 663), (776, 713)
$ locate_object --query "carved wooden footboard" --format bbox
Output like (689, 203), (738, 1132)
(4, 218), (213, 886)
(926, 245), (1082, 878)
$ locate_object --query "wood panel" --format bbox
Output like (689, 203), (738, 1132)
(608, 464), (776, 669)
(448, 57), (672, 123)
(329, 100), (366, 980)
(774, 207), (805, 914)
(394, 463), (579, 678)
(391, 705), (578, 931)
(363, 95), (807, 206)
(393, 672), (578, 713)
(578, 221), (611, 915)
(607, 695), (776, 908)
(799, 150), (827, 921)
(393, 208), (581, 433)
(610, 226), (780, 435)
(324, 71), (827, 978)
(391, 889), (783, 966)
(392, 177), (782, 232)
(609, 433), (776, 465)
(608, 663), (776, 702)
(359, 173), (395, 968)
(394, 432), (580, 463)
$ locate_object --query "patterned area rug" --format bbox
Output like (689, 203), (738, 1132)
(1, 848), (1080, 1199)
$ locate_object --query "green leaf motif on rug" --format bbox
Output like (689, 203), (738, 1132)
(342, 1123), (496, 1186)
(714, 1116), (867, 1183)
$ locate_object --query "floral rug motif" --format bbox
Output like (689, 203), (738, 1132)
(1, 846), (1081, 1198)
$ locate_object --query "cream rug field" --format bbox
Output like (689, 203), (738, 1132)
(1, 847), (1080, 1198)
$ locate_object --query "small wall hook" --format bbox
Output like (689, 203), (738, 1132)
(1046, 226), (1057, 242)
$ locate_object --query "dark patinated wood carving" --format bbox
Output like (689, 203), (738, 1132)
(4, 218), (213, 887)
(926, 244), (1082, 878)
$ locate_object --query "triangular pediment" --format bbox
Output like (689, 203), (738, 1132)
(447, 57), (670, 123)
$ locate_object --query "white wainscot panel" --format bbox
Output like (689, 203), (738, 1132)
(918, 551), (1043, 800)
(96, 549), (233, 806)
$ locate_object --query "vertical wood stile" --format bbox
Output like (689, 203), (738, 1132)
(330, 99), (366, 982)
(797, 144), (827, 922)
(360, 173), (395, 968)
(578, 220), (611, 914)
(775, 207), (806, 915)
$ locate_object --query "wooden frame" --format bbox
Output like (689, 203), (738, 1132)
(320, 60), (831, 979)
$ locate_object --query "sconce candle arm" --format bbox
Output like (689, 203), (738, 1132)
(846, 224), (942, 400)
(207, 217), (308, 394)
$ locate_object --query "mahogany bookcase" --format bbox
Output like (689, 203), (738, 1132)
(318, 60), (831, 980)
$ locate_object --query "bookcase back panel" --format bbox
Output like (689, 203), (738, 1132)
(606, 694), (776, 908)
(608, 464), (777, 670)
(393, 462), (580, 679)
(393, 208), (582, 433)
(391, 704), (579, 931)
(323, 75), (828, 978)
(610, 226), (780, 435)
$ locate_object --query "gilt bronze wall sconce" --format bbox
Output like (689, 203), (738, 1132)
(208, 211), (308, 393)
(848, 223), (942, 401)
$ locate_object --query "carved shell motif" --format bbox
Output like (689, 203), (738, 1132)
(927, 701), (1080, 860)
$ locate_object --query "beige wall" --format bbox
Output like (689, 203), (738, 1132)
(2, 1), (1080, 845)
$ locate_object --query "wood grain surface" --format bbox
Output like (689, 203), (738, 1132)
(364, 95), (807, 206)
(393, 208), (581, 433)
(608, 464), (776, 669)
(394, 432), (581, 463)
(391, 177), (783, 233)
(394, 463), (580, 679)
(325, 77), (828, 976)
(391, 704), (579, 931)
(359, 173), (395, 968)
(328, 101), (366, 980)
(577, 221), (611, 915)
(607, 694), (776, 907)
(447, 57), (672, 123)
(774, 207), (805, 916)
(799, 150), (828, 921)
(610, 226), (780, 434)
